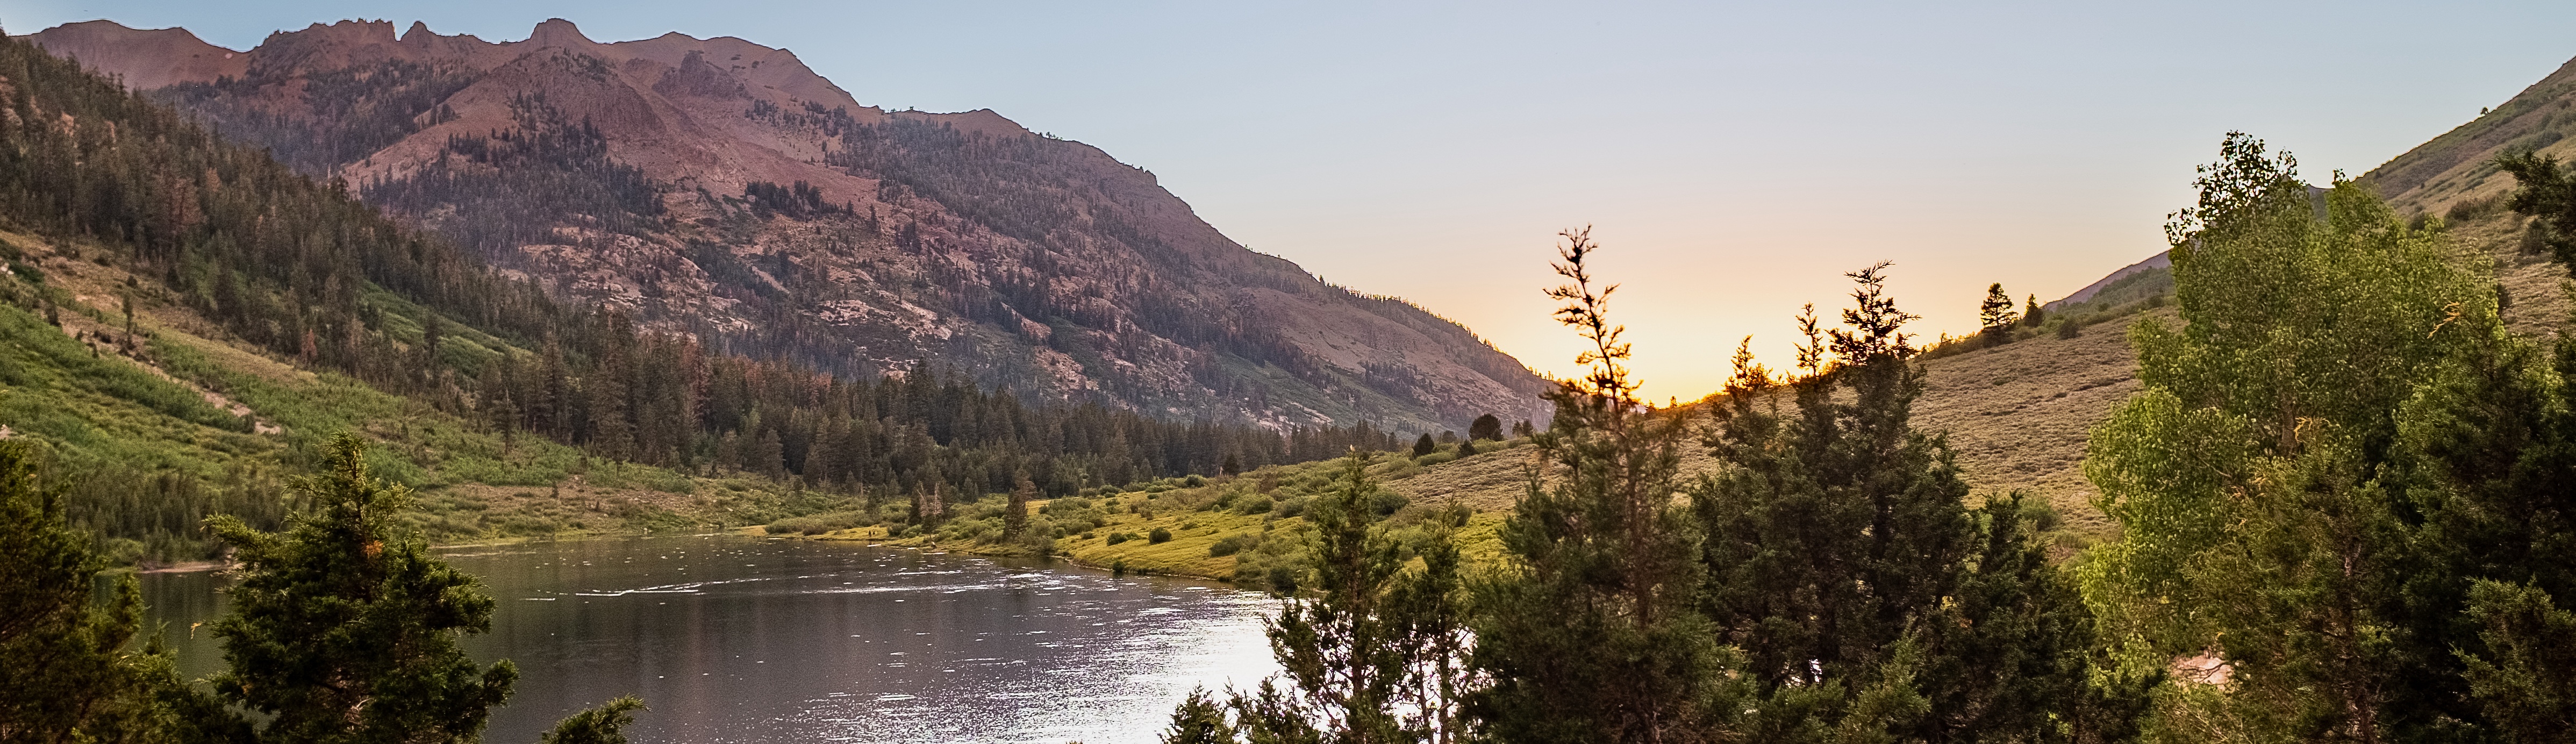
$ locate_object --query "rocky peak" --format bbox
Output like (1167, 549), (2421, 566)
(22, 18), (1555, 433)
(521, 18), (596, 50)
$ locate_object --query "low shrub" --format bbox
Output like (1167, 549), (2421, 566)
(1148, 527), (1173, 543)
(1209, 535), (1251, 557)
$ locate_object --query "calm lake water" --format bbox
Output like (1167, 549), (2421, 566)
(136, 535), (1279, 744)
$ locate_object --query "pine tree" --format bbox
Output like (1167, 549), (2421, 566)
(1694, 264), (2113, 740)
(2022, 294), (2045, 328)
(1468, 228), (1743, 743)
(204, 435), (648, 744)
(1163, 688), (1236, 744)
(1237, 450), (1418, 742)
(538, 697), (647, 744)
(0, 440), (239, 743)
(2492, 151), (2576, 271)
(1005, 475), (1033, 540)
(205, 434), (518, 744)
(1412, 434), (1436, 458)
(1979, 282), (2019, 331)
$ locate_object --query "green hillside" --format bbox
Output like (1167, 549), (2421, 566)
(0, 30), (1387, 566)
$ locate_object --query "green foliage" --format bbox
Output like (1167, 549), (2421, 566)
(1412, 433), (1436, 458)
(205, 435), (518, 744)
(2494, 150), (2576, 273)
(1149, 526), (1173, 543)
(2457, 581), (2576, 740)
(1161, 688), (1235, 744)
(0, 439), (240, 743)
(1468, 414), (1504, 442)
(1165, 449), (1476, 743)
(538, 697), (648, 744)
(1698, 266), (2116, 741)
(1468, 229), (1744, 742)
(2084, 132), (2556, 741)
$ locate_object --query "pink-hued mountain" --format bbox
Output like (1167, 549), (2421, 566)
(25, 18), (1550, 433)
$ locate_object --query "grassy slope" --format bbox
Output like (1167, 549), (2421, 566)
(818, 306), (2174, 583)
(0, 229), (806, 554)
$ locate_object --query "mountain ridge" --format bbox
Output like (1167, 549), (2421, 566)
(25, 18), (1550, 435)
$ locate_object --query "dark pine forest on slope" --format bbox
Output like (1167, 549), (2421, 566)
(26, 18), (1552, 435)
(0, 28), (1405, 563)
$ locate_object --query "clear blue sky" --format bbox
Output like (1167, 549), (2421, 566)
(12, 1), (2576, 398)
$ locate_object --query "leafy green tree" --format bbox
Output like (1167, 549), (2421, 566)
(2081, 132), (2494, 741)
(1468, 415), (1504, 442)
(1467, 228), (1744, 743)
(0, 439), (241, 744)
(205, 434), (520, 744)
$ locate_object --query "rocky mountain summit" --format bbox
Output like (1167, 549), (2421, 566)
(26, 18), (1550, 433)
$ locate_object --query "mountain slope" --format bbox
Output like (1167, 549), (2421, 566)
(26, 18), (1549, 434)
(2354, 54), (2576, 337)
(0, 30), (1422, 566)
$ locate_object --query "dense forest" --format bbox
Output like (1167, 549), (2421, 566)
(0, 30), (1404, 560)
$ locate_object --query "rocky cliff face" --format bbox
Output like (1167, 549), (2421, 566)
(26, 18), (1551, 434)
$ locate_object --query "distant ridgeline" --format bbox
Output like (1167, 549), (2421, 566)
(0, 31), (1402, 560)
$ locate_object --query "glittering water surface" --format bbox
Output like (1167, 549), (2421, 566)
(139, 535), (1278, 744)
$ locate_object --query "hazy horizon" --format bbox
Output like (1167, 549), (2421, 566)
(13, 0), (2576, 399)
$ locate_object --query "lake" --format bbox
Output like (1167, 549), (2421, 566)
(136, 535), (1280, 744)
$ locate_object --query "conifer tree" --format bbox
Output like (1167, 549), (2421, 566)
(1005, 475), (1033, 540)
(0, 440), (240, 743)
(205, 435), (647, 744)
(1693, 265), (2117, 740)
(1413, 434), (1437, 458)
(1979, 282), (2019, 331)
(2022, 294), (2045, 328)
(538, 697), (647, 744)
(205, 434), (520, 744)
(1236, 450), (1418, 742)
(1163, 688), (1236, 744)
(1467, 228), (1742, 743)
(2492, 151), (2576, 271)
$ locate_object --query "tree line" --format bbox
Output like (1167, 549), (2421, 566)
(0, 30), (1407, 553)
(1, 435), (647, 744)
(1169, 134), (2576, 742)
